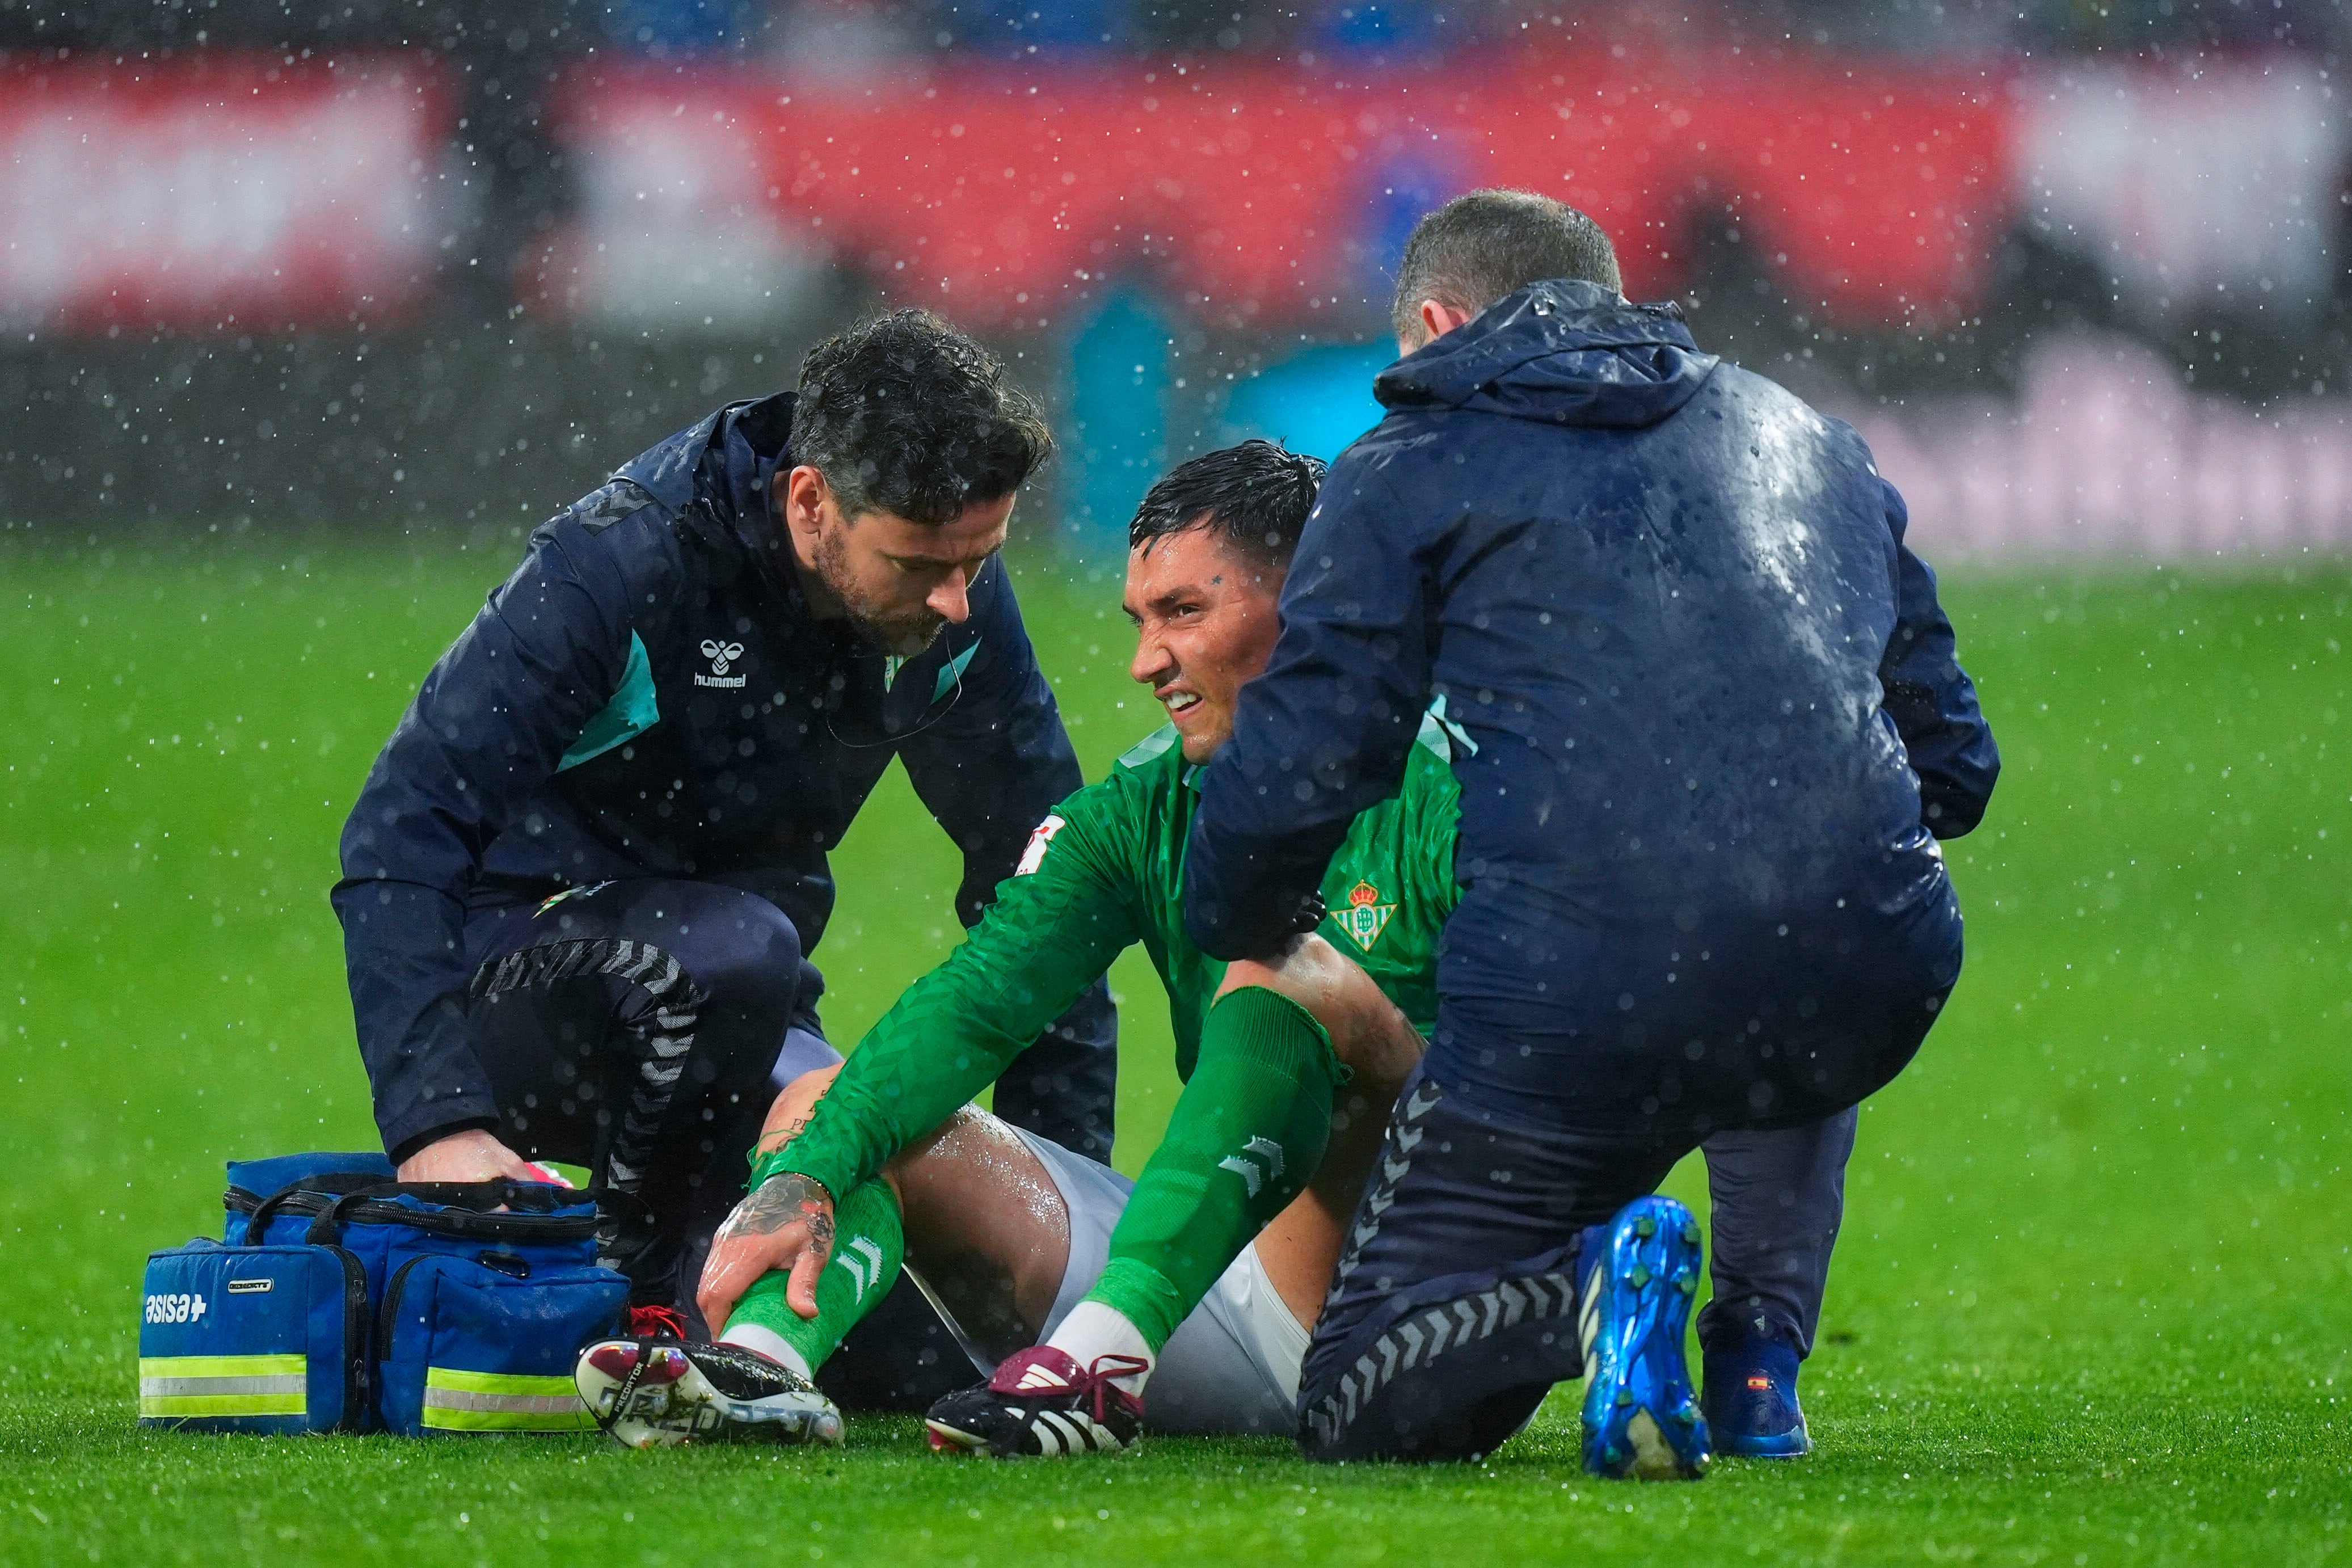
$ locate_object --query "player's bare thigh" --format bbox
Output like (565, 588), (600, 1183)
(760, 1065), (1073, 1363)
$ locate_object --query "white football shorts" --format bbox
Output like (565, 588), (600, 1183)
(925, 1127), (1310, 1436)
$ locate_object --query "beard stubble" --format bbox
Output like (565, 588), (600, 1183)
(813, 525), (946, 658)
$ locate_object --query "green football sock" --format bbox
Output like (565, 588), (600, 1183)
(1085, 985), (1342, 1352)
(723, 1177), (905, 1375)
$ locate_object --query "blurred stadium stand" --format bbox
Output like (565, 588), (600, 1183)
(2, 0), (2348, 558)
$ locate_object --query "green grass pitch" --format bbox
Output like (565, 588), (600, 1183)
(2, 536), (2347, 1565)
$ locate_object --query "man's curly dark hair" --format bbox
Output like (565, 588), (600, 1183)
(791, 309), (1053, 526)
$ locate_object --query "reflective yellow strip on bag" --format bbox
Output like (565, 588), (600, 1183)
(138, 1392), (309, 1418)
(141, 1355), (307, 1381)
(420, 1367), (596, 1432)
(138, 1355), (308, 1419)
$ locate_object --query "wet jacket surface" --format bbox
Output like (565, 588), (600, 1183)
(335, 393), (1112, 1156)
(1182, 280), (1997, 1125)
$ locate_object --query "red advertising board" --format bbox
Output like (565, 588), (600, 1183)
(0, 52), (452, 331)
(541, 48), (2016, 332)
(0, 47), (2330, 339)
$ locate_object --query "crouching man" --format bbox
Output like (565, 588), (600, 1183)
(332, 311), (1115, 1325)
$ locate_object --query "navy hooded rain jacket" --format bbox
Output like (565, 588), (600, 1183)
(1183, 281), (1996, 1128)
(336, 393), (1114, 1158)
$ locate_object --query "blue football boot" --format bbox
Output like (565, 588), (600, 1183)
(1701, 1328), (1812, 1458)
(1577, 1195), (1711, 1480)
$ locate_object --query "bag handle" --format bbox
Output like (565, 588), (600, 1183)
(299, 1179), (644, 1247)
(302, 1180), (519, 1246)
(238, 1173), (386, 1244)
(302, 1187), (382, 1247)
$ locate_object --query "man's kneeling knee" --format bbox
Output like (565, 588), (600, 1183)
(1296, 1244), (1584, 1463)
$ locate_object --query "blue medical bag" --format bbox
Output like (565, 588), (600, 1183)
(140, 1153), (629, 1436)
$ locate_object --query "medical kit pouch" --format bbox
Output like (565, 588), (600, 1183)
(140, 1153), (629, 1436)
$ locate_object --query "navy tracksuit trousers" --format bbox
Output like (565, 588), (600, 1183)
(1294, 1074), (1860, 1461)
(460, 875), (1091, 1410)
(462, 879), (817, 1310)
(1297, 891), (1959, 1462)
(1698, 1108), (1858, 1360)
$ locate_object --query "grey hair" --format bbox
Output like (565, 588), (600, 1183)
(1390, 189), (1622, 343)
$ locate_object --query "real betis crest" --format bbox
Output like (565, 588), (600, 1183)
(1333, 879), (1396, 952)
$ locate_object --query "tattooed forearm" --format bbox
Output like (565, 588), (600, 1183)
(723, 1171), (835, 1245)
(755, 1111), (812, 1158)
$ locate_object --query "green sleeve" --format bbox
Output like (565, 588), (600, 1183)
(761, 783), (1143, 1202)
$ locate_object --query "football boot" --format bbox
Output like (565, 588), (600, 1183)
(574, 1337), (843, 1449)
(1578, 1194), (1712, 1480)
(1702, 1326), (1812, 1458)
(924, 1346), (1146, 1457)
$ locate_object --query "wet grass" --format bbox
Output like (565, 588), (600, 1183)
(2, 536), (2347, 1565)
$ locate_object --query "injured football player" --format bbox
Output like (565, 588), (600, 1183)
(576, 439), (1453, 1454)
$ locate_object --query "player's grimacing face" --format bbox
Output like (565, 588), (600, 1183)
(1123, 525), (1286, 765)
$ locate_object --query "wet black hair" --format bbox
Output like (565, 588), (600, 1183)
(792, 308), (1053, 525)
(1127, 439), (1326, 571)
(1391, 189), (1622, 340)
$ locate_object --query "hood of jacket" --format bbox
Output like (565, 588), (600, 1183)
(1374, 279), (1719, 429)
(608, 391), (795, 528)
(609, 391), (807, 598)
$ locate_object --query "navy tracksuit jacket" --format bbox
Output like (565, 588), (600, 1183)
(334, 393), (1115, 1167)
(1186, 279), (1995, 1133)
(1181, 279), (1997, 1459)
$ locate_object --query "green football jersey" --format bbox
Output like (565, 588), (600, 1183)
(771, 714), (1463, 1203)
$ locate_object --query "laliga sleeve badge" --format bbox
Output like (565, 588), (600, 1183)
(1016, 814), (1066, 876)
